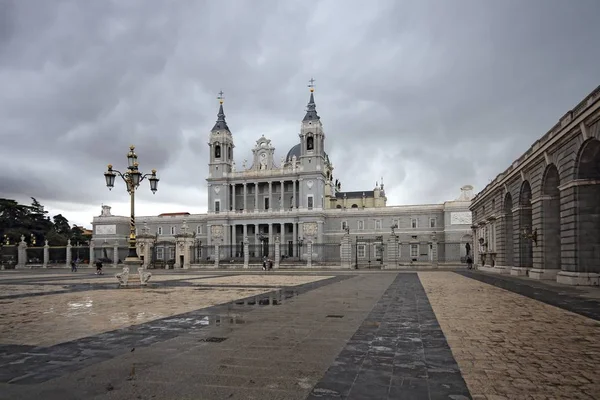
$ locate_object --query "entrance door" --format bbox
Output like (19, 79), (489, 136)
(179, 255), (184, 268)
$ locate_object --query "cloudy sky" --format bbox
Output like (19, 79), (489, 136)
(1, 0), (599, 228)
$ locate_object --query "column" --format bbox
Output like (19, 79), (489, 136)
(43, 240), (50, 268)
(280, 180), (285, 211)
(317, 221), (324, 244)
(292, 222), (297, 257)
(112, 241), (118, 267)
(243, 224), (247, 241)
(306, 240), (313, 268)
(254, 182), (259, 212)
(268, 223), (273, 251)
(268, 181), (272, 212)
(293, 180), (298, 209)
(66, 239), (72, 267)
(232, 224), (237, 257)
(17, 236), (26, 268)
(471, 226), (479, 268)
(207, 224), (212, 246)
(243, 183), (247, 212)
(431, 239), (439, 267)
(274, 236), (281, 269)
(231, 184), (236, 211)
(88, 241), (95, 267)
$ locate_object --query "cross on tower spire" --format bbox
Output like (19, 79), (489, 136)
(217, 90), (224, 104)
(308, 77), (315, 92)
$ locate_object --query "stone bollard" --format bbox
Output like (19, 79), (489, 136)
(43, 240), (49, 268)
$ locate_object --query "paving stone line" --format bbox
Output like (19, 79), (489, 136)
(307, 273), (472, 400)
(457, 271), (600, 321)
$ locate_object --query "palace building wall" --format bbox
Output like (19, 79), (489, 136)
(469, 85), (600, 286)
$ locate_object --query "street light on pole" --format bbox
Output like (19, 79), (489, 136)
(104, 145), (159, 265)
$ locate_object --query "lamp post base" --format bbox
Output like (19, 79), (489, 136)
(116, 257), (152, 287)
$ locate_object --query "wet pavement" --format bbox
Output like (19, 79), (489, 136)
(1, 269), (599, 399)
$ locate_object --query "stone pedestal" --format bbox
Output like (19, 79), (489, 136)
(214, 244), (220, 268)
(88, 241), (95, 267)
(116, 258), (152, 287)
(17, 236), (27, 269)
(306, 240), (313, 268)
(341, 234), (352, 269)
(529, 268), (559, 280)
(43, 241), (49, 268)
(274, 236), (280, 269)
(243, 236), (249, 268)
(66, 239), (72, 267)
(556, 271), (599, 286)
(113, 242), (119, 267)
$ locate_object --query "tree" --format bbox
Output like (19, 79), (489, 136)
(52, 214), (71, 235)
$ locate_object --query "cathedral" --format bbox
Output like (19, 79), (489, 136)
(92, 83), (473, 268)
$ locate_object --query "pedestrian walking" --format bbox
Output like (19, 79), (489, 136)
(70, 260), (77, 272)
(466, 255), (473, 270)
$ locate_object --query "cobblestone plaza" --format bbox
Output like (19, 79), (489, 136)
(0, 269), (598, 399)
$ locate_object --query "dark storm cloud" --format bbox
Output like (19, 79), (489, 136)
(1, 0), (600, 226)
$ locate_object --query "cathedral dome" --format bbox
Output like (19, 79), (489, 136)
(286, 143), (301, 161)
(285, 143), (330, 164)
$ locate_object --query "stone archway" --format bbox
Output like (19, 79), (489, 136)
(519, 181), (533, 269)
(503, 192), (514, 267)
(576, 138), (600, 276)
(542, 164), (561, 272)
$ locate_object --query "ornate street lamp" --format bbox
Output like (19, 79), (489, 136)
(104, 145), (159, 263)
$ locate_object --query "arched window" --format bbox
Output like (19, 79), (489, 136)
(227, 146), (231, 160)
(215, 144), (221, 158)
(336, 204), (342, 209)
(351, 204), (358, 208)
(307, 136), (314, 151)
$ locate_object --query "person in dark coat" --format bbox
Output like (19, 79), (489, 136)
(95, 260), (103, 275)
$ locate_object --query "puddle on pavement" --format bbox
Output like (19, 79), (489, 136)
(233, 289), (298, 307)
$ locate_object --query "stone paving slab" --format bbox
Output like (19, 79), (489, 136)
(457, 270), (600, 321)
(307, 273), (471, 400)
(419, 271), (600, 399)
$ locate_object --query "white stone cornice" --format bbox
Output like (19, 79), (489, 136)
(559, 179), (600, 191)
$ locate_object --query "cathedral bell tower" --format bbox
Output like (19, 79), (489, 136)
(299, 78), (326, 171)
(208, 91), (234, 179)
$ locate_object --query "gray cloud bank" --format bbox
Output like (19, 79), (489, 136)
(1, 0), (599, 227)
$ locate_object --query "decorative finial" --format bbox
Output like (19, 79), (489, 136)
(308, 78), (315, 93)
(217, 90), (224, 104)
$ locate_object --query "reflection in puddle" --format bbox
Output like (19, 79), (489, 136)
(109, 311), (164, 325)
(234, 289), (298, 307)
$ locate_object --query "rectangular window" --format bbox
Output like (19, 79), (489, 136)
(357, 220), (364, 230)
(357, 244), (366, 258)
(196, 225), (202, 234)
(429, 218), (436, 228)
(341, 221), (348, 230)
(410, 244), (418, 257)
(157, 227), (163, 235)
(215, 200), (220, 214)
(170, 226), (176, 235)
(307, 195), (314, 210)
(392, 219), (399, 228)
(264, 197), (270, 210)
(375, 220), (382, 230)
(156, 247), (164, 260)
(411, 218), (418, 229)
(169, 247), (175, 260)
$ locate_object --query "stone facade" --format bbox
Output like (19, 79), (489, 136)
(470, 85), (600, 286)
(92, 88), (474, 268)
